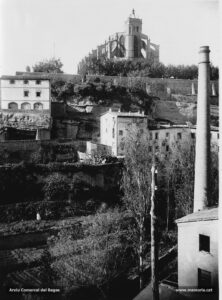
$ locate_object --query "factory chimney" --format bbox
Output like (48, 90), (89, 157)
(193, 46), (211, 212)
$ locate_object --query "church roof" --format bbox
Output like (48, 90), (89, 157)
(176, 207), (218, 224)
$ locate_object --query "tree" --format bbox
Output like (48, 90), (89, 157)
(33, 57), (63, 73)
(121, 128), (153, 290)
(161, 143), (195, 221)
(26, 66), (31, 72)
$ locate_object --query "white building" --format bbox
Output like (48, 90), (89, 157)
(176, 207), (218, 290)
(100, 109), (148, 156)
(0, 75), (51, 140)
(0, 75), (50, 111)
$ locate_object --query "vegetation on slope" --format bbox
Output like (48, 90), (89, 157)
(78, 57), (219, 80)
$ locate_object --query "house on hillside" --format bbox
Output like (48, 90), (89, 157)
(148, 125), (219, 155)
(0, 75), (51, 140)
(100, 109), (148, 156)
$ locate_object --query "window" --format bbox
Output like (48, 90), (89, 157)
(24, 91), (29, 97)
(119, 130), (123, 136)
(112, 128), (115, 138)
(177, 132), (182, 140)
(166, 132), (170, 138)
(191, 132), (195, 139)
(199, 234), (210, 252)
(120, 142), (125, 151)
(24, 80), (29, 84)
(36, 80), (41, 85)
(10, 79), (15, 84)
(36, 91), (41, 97)
(155, 132), (159, 140)
(166, 145), (169, 152)
(198, 269), (211, 288)
(217, 133), (219, 139)
(136, 26), (139, 32)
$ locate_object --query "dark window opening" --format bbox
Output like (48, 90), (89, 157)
(191, 132), (195, 139)
(119, 130), (123, 136)
(166, 132), (169, 138)
(177, 132), (182, 140)
(36, 80), (41, 85)
(199, 234), (210, 252)
(36, 91), (41, 97)
(198, 268), (211, 288)
(24, 91), (29, 97)
(155, 132), (159, 140)
(112, 128), (115, 138)
(166, 145), (169, 152)
(24, 80), (29, 84)
(10, 79), (15, 84)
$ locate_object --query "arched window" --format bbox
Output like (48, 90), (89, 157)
(34, 102), (43, 110)
(21, 102), (31, 110)
(8, 102), (18, 110)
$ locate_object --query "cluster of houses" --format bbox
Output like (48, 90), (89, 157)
(0, 74), (219, 158)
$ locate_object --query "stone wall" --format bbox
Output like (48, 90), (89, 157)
(0, 139), (86, 164)
(0, 110), (51, 130)
(86, 75), (219, 101)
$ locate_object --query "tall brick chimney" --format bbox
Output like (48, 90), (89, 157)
(193, 46), (211, 212)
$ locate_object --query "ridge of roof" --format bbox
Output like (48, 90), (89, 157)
(176, 207), (218, 224)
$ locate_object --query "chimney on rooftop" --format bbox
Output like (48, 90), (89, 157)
(193, 46), (211, 212)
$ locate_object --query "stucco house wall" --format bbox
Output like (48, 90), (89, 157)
(1, 77), (50, 110)
(177, 219), (218, 289)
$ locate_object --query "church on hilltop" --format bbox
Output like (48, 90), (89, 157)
(78, 10), (159, 71)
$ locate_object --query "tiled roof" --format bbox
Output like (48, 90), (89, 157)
(176, 207), (218, 224)
(1, 75), (50, 80)
(101, 110), (147, 118)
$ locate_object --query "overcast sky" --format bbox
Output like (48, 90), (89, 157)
(0, 0), (219, 75)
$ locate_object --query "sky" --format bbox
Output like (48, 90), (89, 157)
(0, 0), (220, 75)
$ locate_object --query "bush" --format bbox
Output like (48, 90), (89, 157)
(43, 173), (70, 201)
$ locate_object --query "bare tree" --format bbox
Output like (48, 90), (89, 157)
(121, 128), (153, 290)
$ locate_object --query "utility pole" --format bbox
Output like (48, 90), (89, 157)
(150, 165), (159, 300)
